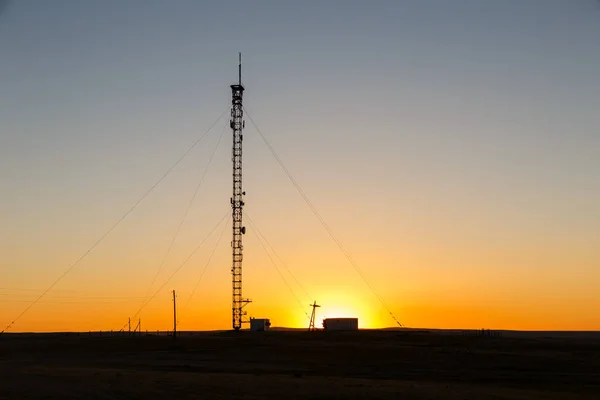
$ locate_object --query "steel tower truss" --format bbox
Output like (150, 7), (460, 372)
(230, 53), (250, 330)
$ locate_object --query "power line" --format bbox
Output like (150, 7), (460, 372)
(119, 210), (230, 331)
(139, 119), (229, 311)
(244, 108), (403, 328)
(247, 221), (311, 321)
(0, 106), (231, 336)
(0, 299), (141, 304)
(0, 293), (146, 300)
(0, 288), (81, 293)
(245, 212), (312, 302)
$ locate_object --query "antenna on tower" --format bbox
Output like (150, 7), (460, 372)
(238, 52), (242, 85)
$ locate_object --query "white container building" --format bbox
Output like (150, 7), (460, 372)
(323, 318), (358, 331)
(249, 318), (271, 332)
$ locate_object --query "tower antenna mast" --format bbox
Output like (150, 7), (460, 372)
(230, 53), (251, 330)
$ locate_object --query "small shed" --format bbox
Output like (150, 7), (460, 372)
(250, 318), (271, 332)
(323, 318), (358, 331)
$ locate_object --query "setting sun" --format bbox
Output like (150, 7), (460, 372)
(308, 289), (383, 329)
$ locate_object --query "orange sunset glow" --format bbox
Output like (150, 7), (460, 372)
(2, 1), (600, 336)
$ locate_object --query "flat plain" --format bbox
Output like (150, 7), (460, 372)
(1, 330), (599, 399)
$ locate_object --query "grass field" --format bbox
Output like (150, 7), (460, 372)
(1, 330), (599, 399)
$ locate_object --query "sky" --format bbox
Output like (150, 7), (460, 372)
(1, 0), (599, 332)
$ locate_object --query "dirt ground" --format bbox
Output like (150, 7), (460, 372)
(1, 330), (599, 399)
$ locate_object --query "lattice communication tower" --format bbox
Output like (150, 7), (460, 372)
(230, 53), (251, 330)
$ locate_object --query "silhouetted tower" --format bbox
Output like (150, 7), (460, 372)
(308, 301), (321, 331)
(230, 53), (251, 330)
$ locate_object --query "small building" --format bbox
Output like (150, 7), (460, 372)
(323, 318), (358, 331)
(250, 318), (271, 332)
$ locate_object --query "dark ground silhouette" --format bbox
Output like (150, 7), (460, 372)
(1, 330), (599, 399)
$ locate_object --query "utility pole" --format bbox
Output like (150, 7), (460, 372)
(128, 317), (131, 336)
(132, 318), (141, 336)
(308, 301), (321, 331)
(230, 52), (251, 330)
(172, 290), (177, 339)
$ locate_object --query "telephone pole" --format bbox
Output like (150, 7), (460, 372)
(172, 290), (177, 339)
(308, 301), (321, 331)
(132, 318), (141, 336)
(128, 317), (131, 336)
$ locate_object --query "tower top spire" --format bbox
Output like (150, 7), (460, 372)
(238, 52), (242, 85)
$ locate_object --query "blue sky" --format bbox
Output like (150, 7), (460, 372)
(0, 0), (599, 331)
